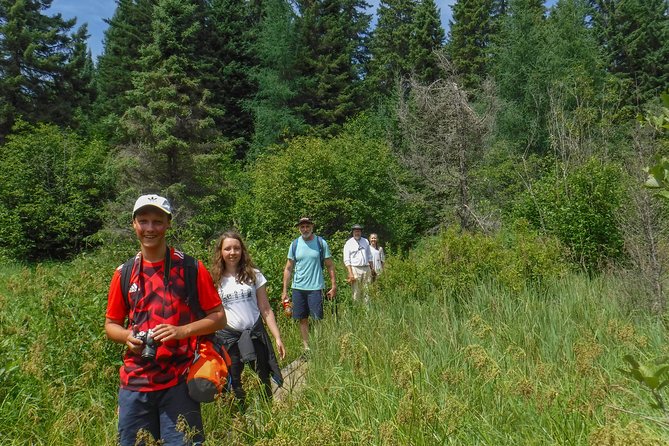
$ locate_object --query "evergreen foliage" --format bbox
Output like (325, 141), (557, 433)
(409, 0), (445, 84)
(204, 0), (259, 159)
(249, 0), (305, 154)
(492, 0), (549, 153)
(0, 0), (91, 138)
(292, 0), (372, 135)
(367, 0), (444, 98)
(447, 0), (495, 90)
(589, 0), (669, 113)
(367, 0), (417, 98)
(117, 0), (235, 227)
(94, 0), (155, 138)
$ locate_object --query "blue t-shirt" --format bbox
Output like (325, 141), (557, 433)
(288, 236), (332, 291)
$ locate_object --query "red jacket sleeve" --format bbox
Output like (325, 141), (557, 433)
(196, 261), (222, 312)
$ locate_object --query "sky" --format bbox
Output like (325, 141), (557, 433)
(48, 0), (457, 62)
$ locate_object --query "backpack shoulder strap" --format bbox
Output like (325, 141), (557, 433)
(317, 236), (324, 269)
(120, 257), (136, 310)
(290, 237), (299, 260)
(183, 254), (202, 319)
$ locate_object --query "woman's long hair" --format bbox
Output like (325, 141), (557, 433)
(211, 230), (257, 285)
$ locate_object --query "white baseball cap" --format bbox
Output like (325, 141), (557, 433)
(132, 194), (172, 218)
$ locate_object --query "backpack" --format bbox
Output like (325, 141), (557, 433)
(187, 338), (231, 402)
(290, 235), (325, 269)
(119, 251), (231, 401)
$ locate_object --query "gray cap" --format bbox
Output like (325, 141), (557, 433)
(351, 224), (363, 230)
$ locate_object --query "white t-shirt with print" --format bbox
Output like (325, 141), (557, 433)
(217, 269), (267, 331)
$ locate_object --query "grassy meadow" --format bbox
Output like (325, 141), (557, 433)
(1, 233), (669, 445)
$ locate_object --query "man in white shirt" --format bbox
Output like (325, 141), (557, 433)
(343, 224), (376, 303)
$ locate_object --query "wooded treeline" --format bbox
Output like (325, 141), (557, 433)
(1, 0), (668, 305)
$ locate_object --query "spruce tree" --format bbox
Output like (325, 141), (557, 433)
(447, 0), (495, 90)
(249, 0), (305, 154)
(205, 0), (259, 159)
(367, 0), (417, 98)
(0, 0), (90, 138)
(410, 0), (445, 84)
(118, 0), (231, 218)
(589, 0), (669, 111)
(292, 0), (372, 135)
(492, 0), (548, 152)
(94, 0), (155, 136)
(61, 25), (96, 128)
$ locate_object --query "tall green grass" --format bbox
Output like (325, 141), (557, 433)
(1, 232), (669, 444)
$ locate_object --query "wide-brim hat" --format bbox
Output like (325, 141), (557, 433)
(351, 224), (363, 230)
(133, 194), (172, 218)
(296, 217), (314, 226)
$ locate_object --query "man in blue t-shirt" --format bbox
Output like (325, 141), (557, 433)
(281, 217), (337, 352)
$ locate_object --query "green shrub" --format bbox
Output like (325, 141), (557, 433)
(233, 114), (422, 248)
(0, 121), (113, 260)
(512, 157), (625, 272)
(376, 224), (569, 302)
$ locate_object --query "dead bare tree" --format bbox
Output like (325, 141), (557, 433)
(395, 56), (494, 232)
(617, 124), (669, 313)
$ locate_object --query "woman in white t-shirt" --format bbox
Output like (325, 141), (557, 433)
(211, 231), (286, 406)
(369, 233), (385, 277)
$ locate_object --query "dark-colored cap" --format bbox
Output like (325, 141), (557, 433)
(296, 217), (314, 226)
(351, 224), (363, 230)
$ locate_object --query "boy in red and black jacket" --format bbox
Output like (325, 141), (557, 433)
(105, 194), (225, 446)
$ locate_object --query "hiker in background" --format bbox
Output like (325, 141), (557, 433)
(369, 233), (385, 278)
(282, 217), (337, 353)
(343, 224), (376, 303)
(105, 194), (226, 446)
(211, 230), (285, 408)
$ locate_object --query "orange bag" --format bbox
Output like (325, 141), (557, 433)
(187, 339), (231, 403)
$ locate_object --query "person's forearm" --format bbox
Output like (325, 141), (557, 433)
(181, 310), (226, 338)
(282, 267), (291, 294)
(105, 319), (131, 344)
(263, 310), (283, 342)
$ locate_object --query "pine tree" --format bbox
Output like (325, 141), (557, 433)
(0, 0), (90, 138)
(589, 0), (669, 110)
(447, 0), (495, 90)
(410, 0), (445, 84)
(292, 0), (372, 135)
(249, 0), (305, 153)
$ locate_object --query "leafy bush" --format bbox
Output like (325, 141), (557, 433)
(0, 121), (113, 260)
(233, 114), (422, 248)
(375, 224), (569, 302)
(512, 157), (625, 272)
